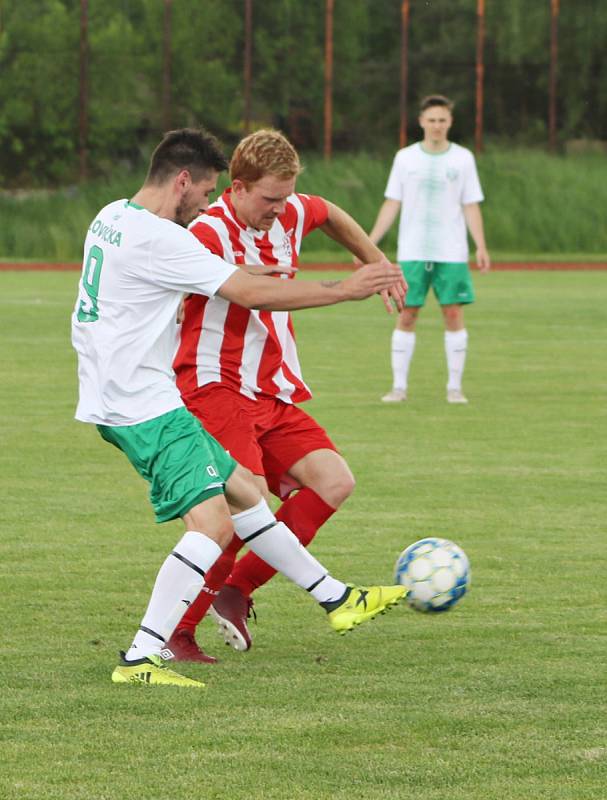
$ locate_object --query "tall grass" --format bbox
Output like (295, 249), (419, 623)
(0, 175), (143, 262)
(297, 148), (607, 259)
(1, 148), (605, 261)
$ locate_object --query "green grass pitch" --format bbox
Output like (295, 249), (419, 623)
(1, 269), (605, 799)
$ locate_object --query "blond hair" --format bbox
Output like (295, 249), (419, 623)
(230, 129), (302, 185)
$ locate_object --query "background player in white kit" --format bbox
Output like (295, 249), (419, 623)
(71, 127), (407, 687)
(367, 94), (491, 404)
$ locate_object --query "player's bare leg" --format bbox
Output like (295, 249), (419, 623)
(287, 449), (355, 508)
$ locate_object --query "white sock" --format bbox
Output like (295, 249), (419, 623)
(445, 329), (468, 391)
(125, 531), (222, 661)
(233, 499), (346, 603)
(391, 329), (415, 390)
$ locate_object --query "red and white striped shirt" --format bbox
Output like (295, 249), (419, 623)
(174, 188), (329, 403)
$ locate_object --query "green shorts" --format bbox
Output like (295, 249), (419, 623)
(98, 406), (237, 523)
(400, 261), (475, 307)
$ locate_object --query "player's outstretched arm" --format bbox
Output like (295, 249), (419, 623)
(217, 259), (406, 312)
(320, 201), (385, 263)
(240, 263), (297, 276)
(318, 201), (407, 313)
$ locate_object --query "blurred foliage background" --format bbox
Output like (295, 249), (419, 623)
(0, 0), (605, 186)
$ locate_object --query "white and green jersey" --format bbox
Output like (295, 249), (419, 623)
(71, 200), (237, 426)
(385, 142), (484, 262)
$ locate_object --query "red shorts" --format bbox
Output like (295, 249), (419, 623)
(183, 384), (337, 499)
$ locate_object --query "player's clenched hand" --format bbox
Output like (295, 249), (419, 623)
(342, 259), (407, 311)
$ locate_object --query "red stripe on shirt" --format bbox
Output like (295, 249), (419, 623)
(174, 294), (208, 397)
(176, 189), (328, 402)
(219, 303), (252, 388)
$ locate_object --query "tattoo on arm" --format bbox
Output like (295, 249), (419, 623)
(320, 280), (341, 288)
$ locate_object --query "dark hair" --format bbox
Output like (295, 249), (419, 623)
(146, 127), (229, 184)
(419, 94), (455, 114)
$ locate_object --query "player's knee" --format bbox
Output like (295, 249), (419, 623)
(442, 305), (463, 327)
(185, 506), (234, 550)
(397, 308), (418, 331)
(318, 470), (355, 508)
(225, 464), (265, 513)
(212, 518), (236, 550)
(335, 473), (356, 506)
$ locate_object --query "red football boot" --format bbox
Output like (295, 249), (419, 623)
(165, 628), (218, 664)
(209, 585), (256, 652)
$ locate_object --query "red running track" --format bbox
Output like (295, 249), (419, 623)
(1, 261), (606, 272)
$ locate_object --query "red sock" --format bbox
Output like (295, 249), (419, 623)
(227, 487), (336, 597)
(176, 534), (243, 633)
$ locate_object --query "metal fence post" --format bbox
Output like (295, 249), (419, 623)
(243, 0), (253, 134)
(475, 0), (485, 154)
(549, 0), (559, 151)
(323, 0), (334, 161)
(162, 0), (172, 132)
(78, 0), (89, 181)
(399, 0), (410, 148)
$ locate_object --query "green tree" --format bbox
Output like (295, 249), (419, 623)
(2, 0), (607, 185)
(172, 0), (242, 137)
(0, 0), (79, 184)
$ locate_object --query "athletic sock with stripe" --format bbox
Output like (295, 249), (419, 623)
(232, 498), (346, 603)
(125, 531), (222, 661)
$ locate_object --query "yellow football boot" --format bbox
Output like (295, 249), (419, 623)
(111, 652), (205, 688)
(325, 585), (406, 634)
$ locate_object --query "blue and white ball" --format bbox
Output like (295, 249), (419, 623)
(394, 537), (470, 612)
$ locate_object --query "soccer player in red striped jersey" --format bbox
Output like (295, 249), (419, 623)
(168, 129), (401, 662)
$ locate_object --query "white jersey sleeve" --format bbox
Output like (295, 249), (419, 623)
(461, 151), (484, 205)
(149, 221), (238, 296)
(384, 150), (406, 202)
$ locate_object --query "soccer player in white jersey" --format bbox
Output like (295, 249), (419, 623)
(167, 129), (398, 663)
(368, 94), (491, 404)
(71, 127), (408, 687)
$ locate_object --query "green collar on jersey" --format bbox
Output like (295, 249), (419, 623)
(419, 142), (452, 156)
(126, 200), (144, 210)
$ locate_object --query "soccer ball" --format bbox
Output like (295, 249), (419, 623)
(394, 537), (470, 612)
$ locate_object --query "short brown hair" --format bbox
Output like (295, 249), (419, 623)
(230, 129), (302, 185)
(146, 127), (228, 185)
(419, 94), (455, 114)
